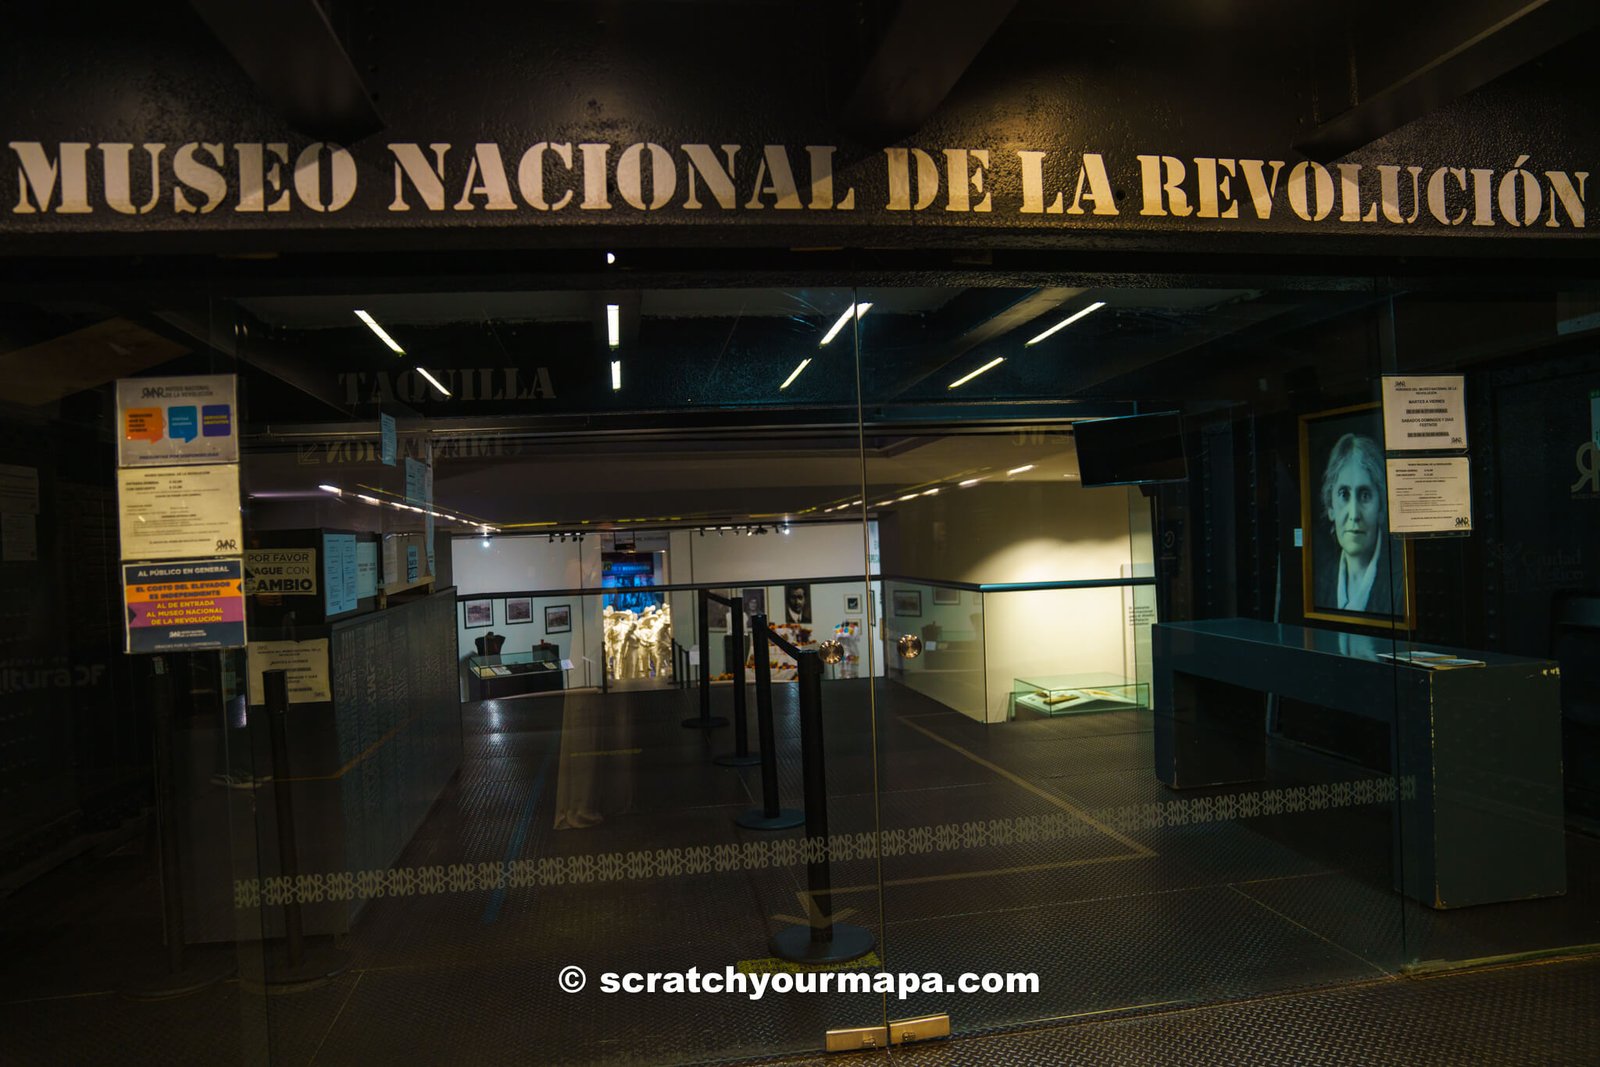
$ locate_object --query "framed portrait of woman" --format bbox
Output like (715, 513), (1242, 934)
(1299, 403), (1416, 629)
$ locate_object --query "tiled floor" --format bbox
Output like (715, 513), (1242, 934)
(3, 679), (1597, 1064)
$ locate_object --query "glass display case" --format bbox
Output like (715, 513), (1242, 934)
(467, 647), (567, 700)
(1011, 672), (1149, 718)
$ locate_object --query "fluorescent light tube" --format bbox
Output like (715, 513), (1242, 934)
(1025, 301), (1106, 346)
(416, 367), (451, 397)
(607, 303), (621, 348)
(948, 356), (1004, 389)
(922, 488), (939, 496)
(958, 478), (981, 488)
(355, 310), (405, 354)
(317, 484), (341, 494)
(610, 360), (622, 391)
(819, 302), (872, 347)
(780, 358), (811, 389)
(1007, 464), (1034, 476)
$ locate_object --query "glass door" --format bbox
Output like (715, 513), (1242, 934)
(854, 282), (1414, 1037)
(221, 283), (887, 1063)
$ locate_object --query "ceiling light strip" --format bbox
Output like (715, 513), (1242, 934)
(416, 367), (452, 397)
(819, 302), (872, 347)
(779, 358), (811, 389)
(354, 310), (406, 354)
(1025, 301), (1106, 347)
(948, 356), (1004, 389)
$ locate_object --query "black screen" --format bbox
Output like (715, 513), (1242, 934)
(1073, 412), (1187, 487)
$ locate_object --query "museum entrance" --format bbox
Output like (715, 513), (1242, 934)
(3, 271), (1596, 1064)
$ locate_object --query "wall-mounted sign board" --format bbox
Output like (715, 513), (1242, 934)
(116, 375), (238, 467)
(117, 464), (242, 561)
(123, 557), (246, 653)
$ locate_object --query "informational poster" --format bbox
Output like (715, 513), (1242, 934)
(322, 533), (359, 615)
(404, 457), (427, 505)
(382, 535), (399, 588)
(246, 637), (333, 705)
(243, 547), (317, 596)
(406, 543), (420, 582)
(0, 463), (39, 514)
(380, 413), (397, 466)
(1386, 457), (1474, 535)
(1381, 374), (1467, 452)
(117, 465), (242, 561)
(2, 512), (38, 561)
(356, 540), (379, 598)
(123, 558), (246, 653)
(115, 375), (239, 467)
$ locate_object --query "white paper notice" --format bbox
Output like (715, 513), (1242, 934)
(246, 638), (333, 705)
(1386, 457), (1473, 535)
(243, 547), (318, 596)
(117, 464), (242, 560)
(1382, 375), (1467, 452)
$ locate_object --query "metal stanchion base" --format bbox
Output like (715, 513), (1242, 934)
(736, 808), (805, 830)
(681, 716), (729, 729)
(770, 923), (876, 965)
(119, 947), (235, 1001)
(239, 941), (351, 995)
(713, 751), (762, 767)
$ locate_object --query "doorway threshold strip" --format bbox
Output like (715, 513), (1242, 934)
(235, 775), (1406, 909)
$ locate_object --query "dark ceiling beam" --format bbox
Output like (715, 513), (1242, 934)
(1296, 0), (1600, 161)
(842, 0), (1019, 143)
(887, 287), (1087, 396)
(189, 0), (384, 144)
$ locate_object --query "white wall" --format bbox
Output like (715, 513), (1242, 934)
(981, 585), (1130, 723)
(453, 535), (584, 595)
(681, 521), (877, 584)
(879, 483), (1145, 722)
(452, 591), (602, 699)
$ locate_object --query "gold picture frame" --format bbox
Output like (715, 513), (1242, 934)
(1298, 402), (1416, 630)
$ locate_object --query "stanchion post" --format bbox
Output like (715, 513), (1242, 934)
(769, 648), (874, 964)
(685, 589), (728, 729)
(264, 669), (304, 967)
(736, 615), (803, 830)
(715, 608), (759, 766)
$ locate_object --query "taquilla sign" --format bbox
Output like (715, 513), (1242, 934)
(5, 139), (1589, 233)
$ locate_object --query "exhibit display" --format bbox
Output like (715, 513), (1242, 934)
(467, 646), (567, 700)
(1011, 673), (1149, 718)
(602, 603), (673, 681)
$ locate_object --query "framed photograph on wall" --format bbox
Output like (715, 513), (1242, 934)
(505, 597), (533, 625)
(782, 583), (812, 624)
(464, 599), (494, 628)
(741, 587), (766, 618)
(892, 589), (922, 617)
(932, 586), (961, 605)
(844, 594), (862, 614)
(1298, 402), (1415, 629)
(707, 594), (731, 631)
(544, 604), (572, 633)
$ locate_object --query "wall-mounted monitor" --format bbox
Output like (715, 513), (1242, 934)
(1073, 412), (1187, 487)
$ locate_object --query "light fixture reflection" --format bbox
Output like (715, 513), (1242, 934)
(1007, 464), (1034, 476)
